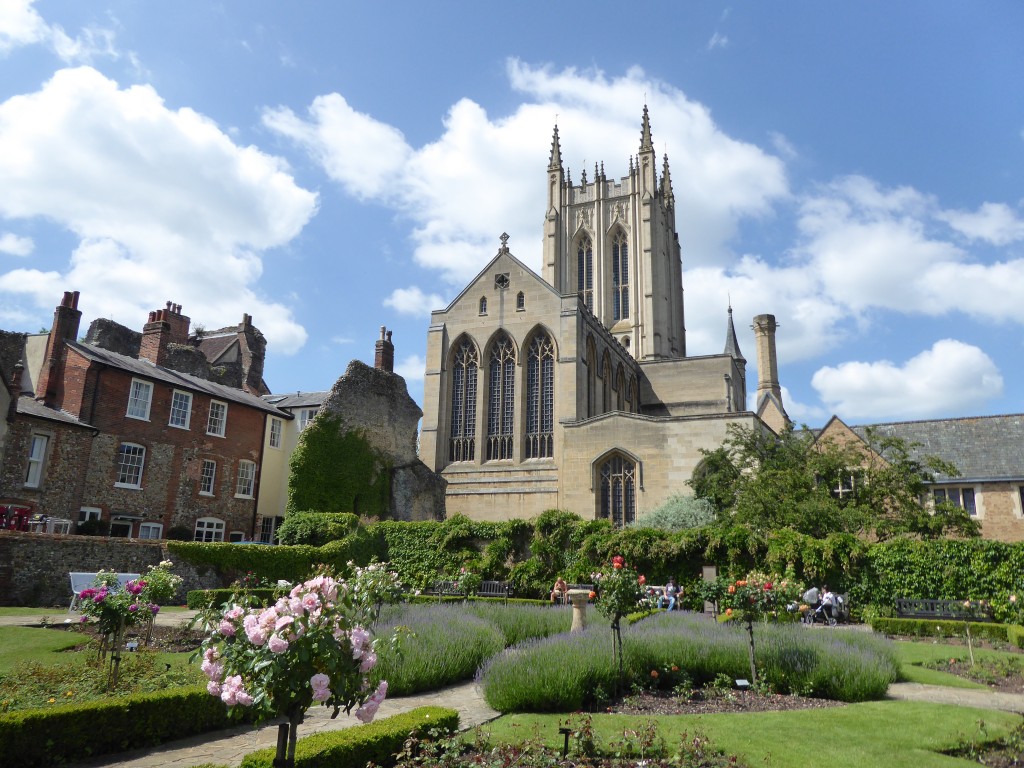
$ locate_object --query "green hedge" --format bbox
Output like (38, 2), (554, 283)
(870, 617), (1009, 642)
(1008, 625), (1024, 649)
(168, 517), (1024, 620)
(239, 706), (458, 768)
(186, 588), (285, 610)
(0, 686), (241, 767)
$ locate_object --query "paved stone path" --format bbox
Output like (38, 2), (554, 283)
(4, 610), (1023, 766)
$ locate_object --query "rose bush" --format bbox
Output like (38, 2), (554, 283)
(196, 570), (395, 729)
(594, 555), (646, 690)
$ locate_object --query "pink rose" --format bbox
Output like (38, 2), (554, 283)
(268, 634), (289, 654)
(218, 620), (236, 637)
(207, 681), (222, 696)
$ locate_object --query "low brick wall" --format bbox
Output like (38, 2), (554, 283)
(0, 530), (223, 607)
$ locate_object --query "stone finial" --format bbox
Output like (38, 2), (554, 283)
(640, 104), (654, 152)
(548, 124), (563, 171)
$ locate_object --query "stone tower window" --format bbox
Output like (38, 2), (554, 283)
(577, 236), (593, 309)
(449, 339), (479, 462)
(525, 333), (555, 459)
(612, 231), (629, 320)
(601, 352), (612, 413)
(486, 333), (516, 461)
(516, 291), (525, 311)
(599, 455), (636, 528)
(615, 365), (625, 411)
(479, 297), (487, 315)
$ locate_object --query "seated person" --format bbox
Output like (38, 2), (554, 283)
(657, 578), (679, 611)
(550, 577), (568, 603)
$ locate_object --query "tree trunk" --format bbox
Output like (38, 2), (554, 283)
(745, 617), (758, 686)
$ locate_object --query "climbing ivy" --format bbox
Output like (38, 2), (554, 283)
(287, 416), (391, 518)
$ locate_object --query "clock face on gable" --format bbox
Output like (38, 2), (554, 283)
(494, 273), (510, 289)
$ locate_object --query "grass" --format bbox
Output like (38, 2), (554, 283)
(0, 626), (83, 673)
(0, 605), (190, 617)
(895, 640), (1020, 689)
(477, 701), (1023, 768)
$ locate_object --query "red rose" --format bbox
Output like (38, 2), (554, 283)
(638, 575), (646, 585)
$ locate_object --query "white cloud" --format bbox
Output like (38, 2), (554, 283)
(265, 60), (788, 285)
(707, 32), (729, 50)
(394, 354), (425, 382)
(811, 339), (1003, 420)
(0, 0), (47, 54)
(384, 286), (447, 316)
(330, 336), (354, 345)
(0, 66), (318, 352)
(938, 202), (1024, 246)
(792, 175), (1024, 324)
(769, 131), (797, 160)
(0, 232), (32, 256)
(0, 1), (120, 64)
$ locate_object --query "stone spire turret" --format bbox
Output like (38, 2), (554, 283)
(639, 104), (654, 152)
(661, 154), (675, 207)
(548, 124), (563, 171)
(723, 305), (744, 362)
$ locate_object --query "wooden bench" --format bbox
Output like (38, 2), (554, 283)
(432, 579), (467, 602)
(69, 571), (141, 612)
(895, 598), (993, 622)
(476, 580), (512, 603)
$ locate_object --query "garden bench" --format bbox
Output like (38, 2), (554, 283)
(475, 580), (512, 603)
(69, 571), (141, 612)
(432, 579), (467, 601)
(895, 597), (993, 622)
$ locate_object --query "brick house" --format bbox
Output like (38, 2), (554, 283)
(816, 415), (1024, 542)
(1, 291), (289, 541)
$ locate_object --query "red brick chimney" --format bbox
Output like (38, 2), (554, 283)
(139, 301), (190, 366)
(374, 326), (394, 373)
(36, 291), (82, 406)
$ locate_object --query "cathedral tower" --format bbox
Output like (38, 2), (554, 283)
(542, 107), (686, 359)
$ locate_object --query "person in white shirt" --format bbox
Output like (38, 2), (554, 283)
(657, 578), (679, 611)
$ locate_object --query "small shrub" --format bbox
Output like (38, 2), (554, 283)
(870, 617), (1009, 642)
(239, 706), (458, 768)
(276, 511), (360, 546)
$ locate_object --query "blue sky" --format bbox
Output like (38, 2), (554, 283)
(1, 1), (1022, 427)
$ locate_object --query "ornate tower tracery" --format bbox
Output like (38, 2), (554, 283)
(542, 107), (686, 359)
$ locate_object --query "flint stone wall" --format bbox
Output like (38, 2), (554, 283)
(0, 530), (223, 607)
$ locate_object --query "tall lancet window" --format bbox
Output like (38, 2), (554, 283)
(577, 236), (593, 310)
(612, 231), (629, 320)
(449, 340), (479, 462)
(599, 455), (636, 528)
(486, 333), (516, 461)
(526, 333), (555, 459)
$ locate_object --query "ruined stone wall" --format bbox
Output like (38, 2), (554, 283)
(0, 330), (27, 382)
(297, 360), (445, 521)
(84, 318), (142, 357)
(0, 530), (222, 607)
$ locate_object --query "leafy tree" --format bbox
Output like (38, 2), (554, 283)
(690, 423), (979, 540)
(630, 493), (716, 531)
(689, 446), (740, 514)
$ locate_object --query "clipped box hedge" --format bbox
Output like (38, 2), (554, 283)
(239, 706), (458, 768)
(871, 616), (1009, 642)
(1008, 625), (1024, 650)
(0, 685), (244, 767)
(186, 587), (284, 609)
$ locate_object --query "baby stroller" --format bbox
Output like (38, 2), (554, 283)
(809, 594), (848, 626)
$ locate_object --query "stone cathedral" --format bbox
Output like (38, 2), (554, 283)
(420, 108), (788, 525)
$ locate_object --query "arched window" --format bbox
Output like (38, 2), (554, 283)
(486, 333), (515, 461)
(449, 339), (479, 462)
(600, 355), (611, 413)
(479, 297), (487, 315)
(612, 231), (629, 320)
(615, 365), (625, 411)
(526, 333), (555, 458)
(586, 336), (597, 418)
(599, 455), (636, 528)
(630, 378), (639, 413)
(577, 235), (593, 310)
(516, 291), (525, 311)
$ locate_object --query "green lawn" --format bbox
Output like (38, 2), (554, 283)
(895, 639), (1021, 688)
(0, 625), (196, 675)
(479, 701), (1021, 768)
